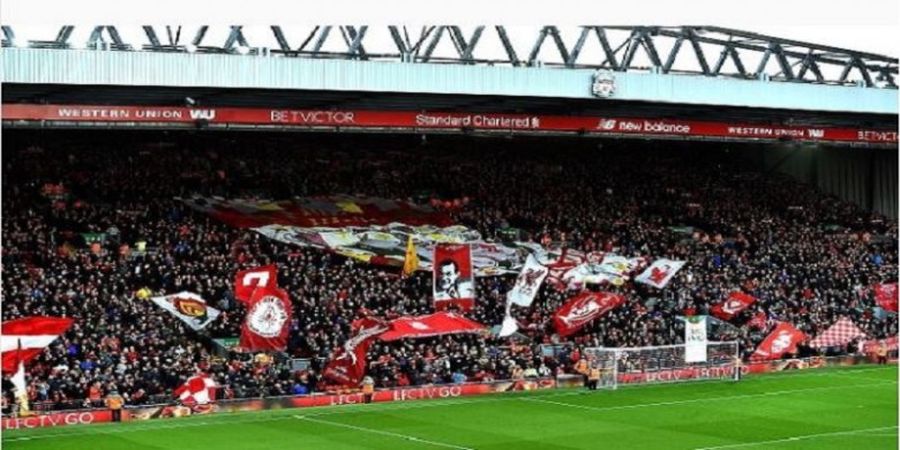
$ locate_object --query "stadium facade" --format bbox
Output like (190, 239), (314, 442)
(3, 25), (897, 218)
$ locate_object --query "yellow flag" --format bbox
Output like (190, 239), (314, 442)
(402, 236), (419, 277)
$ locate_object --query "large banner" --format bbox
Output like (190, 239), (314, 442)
(553, 292), (625, 337)
(379, 312), (486, 342)
(150, 292), (221, 331)
(507, 254), (549, 307)
(322, 318), (390, 387)
(432, 244), (476, 310)
(5, 104), (896, 145)
(634, 259), (686, 289)
(873, 283), (898, 312)
(240, 286), (293, 352)
(2, 410), (112, 430)
(180, 195), (450, 228)
(751, 322), (807, 360)
(711, 292), (757, 321)
(126, 378), (555, 422)
(524, 246), (606, 291)
(255, 223), (520, 277)
(1, 317), (74, 373)
(618, 365), (736, 385)
(684, 316), (708, 363)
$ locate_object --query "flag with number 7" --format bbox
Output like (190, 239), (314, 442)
(234, 264), (278, 305)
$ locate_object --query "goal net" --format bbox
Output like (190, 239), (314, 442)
(583, 341), (740, 390)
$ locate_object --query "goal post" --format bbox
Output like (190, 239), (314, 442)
(583, 341), (741, 390)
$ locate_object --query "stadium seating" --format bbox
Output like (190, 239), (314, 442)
(2, 138), (896, 412)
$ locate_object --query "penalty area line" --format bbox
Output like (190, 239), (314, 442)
(294, 414), (474, 450)
(693, 425), (898, 449)
(518, 381), (894, 413)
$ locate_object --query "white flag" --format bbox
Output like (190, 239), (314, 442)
(151, 292), (221, 331)
(498, 255), (549, 337)
(635, 259), (686, 289)
(561, 263), (626, 289)
(507, 254), (549, 307)
(10, 353), (26, 397)
(498, 315), (520, 338)
(684, 315), (708, 363)
(597, 255), (645, 278)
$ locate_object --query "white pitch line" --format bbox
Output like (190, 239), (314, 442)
(693, 425), (898, 450)
(294, 415), (474, 450)
(519, 381), (896, 413)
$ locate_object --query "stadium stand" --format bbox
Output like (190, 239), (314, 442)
(2, 132), (896, 413)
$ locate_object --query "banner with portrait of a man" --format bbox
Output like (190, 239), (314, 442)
(433, 244), (476, 311)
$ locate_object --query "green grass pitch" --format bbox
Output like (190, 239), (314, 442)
(3, 365), (896, 450)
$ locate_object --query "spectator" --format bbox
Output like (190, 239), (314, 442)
(1, 139), (895, 411)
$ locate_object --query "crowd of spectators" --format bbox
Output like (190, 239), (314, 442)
(2, 134), (896, 413)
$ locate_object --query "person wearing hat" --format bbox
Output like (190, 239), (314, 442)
(105, 390), (125, 422)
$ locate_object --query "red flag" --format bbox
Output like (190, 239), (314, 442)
(174, 374), (217, 405)
(1, 317), (74, 373)
(544, 248), (588, 291)
(322, 318), (389, 387)
(751, 322), (806, 360)
(711, 291), (757, 321)
(234, 264), (278, 304)
(748, 311), (768, 330)
(379, 312), (486, 342)
(873, 283), (898, 312)
(553, 291), (625, 337)
(433, 244), (475, 311)
(239, 286), (292, 352)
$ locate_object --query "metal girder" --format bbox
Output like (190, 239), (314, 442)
(222, 26), (250, 51)
(27, 25), (74, 49)
(686, 29), (711, 75)
(448, 26), (484, 62)
(591, 28), (620, 70)
(712, 44), (747, 77)
(621, 29), (641, 68)
(772, 44), (794, 80)
(495, 26), (521, 66)
(338, 26), (368, 59)
(797, 51), (825, 83)
(1, 26), (15, 47)
(270, 26), (290, 52)
(86, 26), (133, 51)
(4, 25), (896, 89)
(388, 26), (435, 60)
(311, 26), (332, 54)
(637, 28), (663, 68)
(420, 26), (445, 63)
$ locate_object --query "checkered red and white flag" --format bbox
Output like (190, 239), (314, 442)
(810, 316), (867, 348)
(174, 374), (217, 406)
